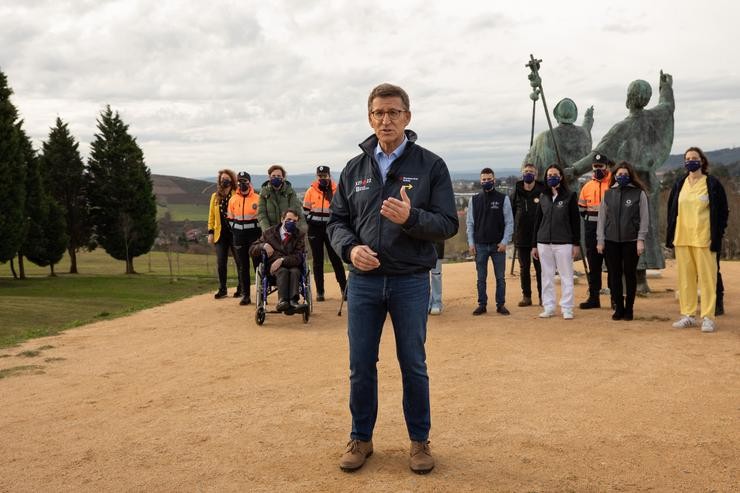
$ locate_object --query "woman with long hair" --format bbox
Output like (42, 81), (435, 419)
(207, 168), (241, 299)
(665, 147), (728, 332)
(596, 161), (649, 320)
(532, 164), (581, 319)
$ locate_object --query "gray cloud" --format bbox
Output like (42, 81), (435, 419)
(1, 0), (738, 177)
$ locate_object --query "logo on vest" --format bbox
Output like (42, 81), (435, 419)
(555, 200), (565, 208)
(489, 201), (501, 210)
(624, 199), (633, 207)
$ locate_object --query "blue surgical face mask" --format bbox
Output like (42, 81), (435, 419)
(481, 181), (494, 191)
(685, 160), (701, 173)
(284, 220), (297, 233)
(546, 175), (561, 188)
(270, 176), (284, 188)
(615, 174), (631, 187)
(522, 172), (535, 184)
(593, 168), (606, 180)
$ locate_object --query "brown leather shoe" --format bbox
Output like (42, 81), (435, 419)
(409, 440), (434, 474)
(339, 439), (373, 472)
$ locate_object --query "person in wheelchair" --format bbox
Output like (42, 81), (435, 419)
(249, 208), (307, 313)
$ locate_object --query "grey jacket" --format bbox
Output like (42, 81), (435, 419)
(597, 184), (649, 244)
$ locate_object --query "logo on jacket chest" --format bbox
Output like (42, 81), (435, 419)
(488, 200), (501, 210)
(555, 200), (565, 208)
(400, 176), (418, 190)
(624, 199), (633, 207)
(354, 177), (373, 192)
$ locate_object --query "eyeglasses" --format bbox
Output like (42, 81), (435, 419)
(369, 109), (407, 121)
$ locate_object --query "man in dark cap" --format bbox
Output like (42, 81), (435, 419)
(302, 165), (347, 301)
(227, 171), (262, 305)
(577, 153), (613, 309)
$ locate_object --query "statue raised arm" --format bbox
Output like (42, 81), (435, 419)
(567, 71), (675, 272)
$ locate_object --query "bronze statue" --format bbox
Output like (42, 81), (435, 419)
(568, 71), (675, 277)
(524, 97), (594, 180)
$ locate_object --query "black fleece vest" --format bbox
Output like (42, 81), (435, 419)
(472, 190), (506, 244)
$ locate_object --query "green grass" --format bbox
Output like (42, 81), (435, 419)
(0, 247), (351, 349)
(0, 249), (229, 348)
(157, 203), (209, 221)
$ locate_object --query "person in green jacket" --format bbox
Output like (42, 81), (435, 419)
(257, 164), (306, 232)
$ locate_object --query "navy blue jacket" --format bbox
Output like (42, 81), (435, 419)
(665, 173), (728, 252)
(327, 130), (458, 275)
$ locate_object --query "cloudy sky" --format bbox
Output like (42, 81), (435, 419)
(1, 0), (738, 178)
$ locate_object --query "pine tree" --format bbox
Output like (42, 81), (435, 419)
(17, 123), (44, 279)
(0, 69), (26, 265)
(86, 106), (157, 274)
(40, 117), (91, 273)
(18, 124), (70, 277)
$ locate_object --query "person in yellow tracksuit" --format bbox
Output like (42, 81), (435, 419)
(227, 172), (262, 306)
(577, 153), (613, 309)
(666, 147), (729, 332)
(208, 169), (241, 299)
(302, 165), (346, 301)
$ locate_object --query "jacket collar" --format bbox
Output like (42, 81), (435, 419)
(359, 129), (418, 158)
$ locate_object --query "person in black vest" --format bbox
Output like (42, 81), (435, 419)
(531, 164), (581, 320)
(596, 162), (649, 321)
(467, 168), (514, 315)
(510, 163), (546, 307)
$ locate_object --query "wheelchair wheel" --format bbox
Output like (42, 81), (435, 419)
(304, 277), (313, 314)
(255, 307), (266, 326)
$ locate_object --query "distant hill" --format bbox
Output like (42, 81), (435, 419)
(662, 147), (740, 169)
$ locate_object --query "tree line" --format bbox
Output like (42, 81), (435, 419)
(0, 69), (157, 277)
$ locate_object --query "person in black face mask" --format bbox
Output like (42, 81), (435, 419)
(249, 209), (307, 312)
(207, 169), (242, 299)
(666, 146), (729, 332)
(510, 163), (546, 307)
(257, 164), (305, 232)
(227, 172), (262, 305)
(577, 153), (613, 310)
(302, 165), (347, 301)
(466, 167), (514, 316)
(596, 162), (649, 320)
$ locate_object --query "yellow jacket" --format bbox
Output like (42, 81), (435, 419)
(207, 191), (231, 243)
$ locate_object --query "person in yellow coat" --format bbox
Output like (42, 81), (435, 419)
(207, 169), (241, 299)
(666, 147), (729, 332)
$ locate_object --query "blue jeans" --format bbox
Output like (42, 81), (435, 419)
(347, 272), (431, 442)
(428, 259), (443, 310)
(475, 243), (506, 306)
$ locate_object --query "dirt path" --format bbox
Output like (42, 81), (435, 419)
(1, 260), (738, 492)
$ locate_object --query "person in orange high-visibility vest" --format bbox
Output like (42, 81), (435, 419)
(227, 172), (262, 305)
(577, 153), (613, 309)
(302, 165), (347, 301)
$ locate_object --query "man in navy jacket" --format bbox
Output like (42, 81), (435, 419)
(328, 83), (458, 475)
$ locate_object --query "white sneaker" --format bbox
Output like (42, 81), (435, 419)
(429, 306), (442, 316)
(672, 316), (697, 329)
(539, 309), (555, 318)
(562, 308), (574, 320)
(701, 317), (716, 332)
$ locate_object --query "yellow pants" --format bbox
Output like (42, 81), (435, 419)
(675, 246), (717, 319)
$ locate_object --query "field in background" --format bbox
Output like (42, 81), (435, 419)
(0, 249), (228, 348)
(156, 203), (209, 222)
(1, 247), (345, 348)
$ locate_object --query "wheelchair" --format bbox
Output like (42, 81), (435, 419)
(254, 251), (313, 325)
